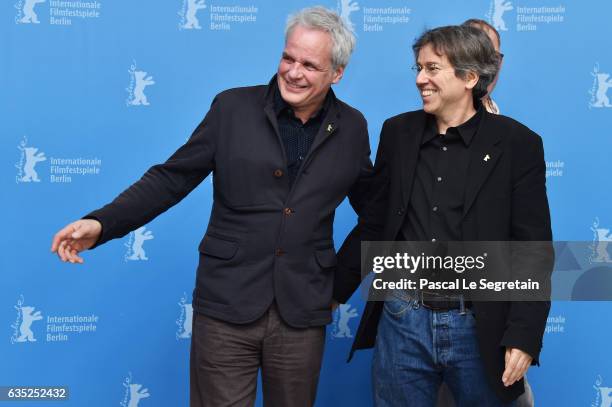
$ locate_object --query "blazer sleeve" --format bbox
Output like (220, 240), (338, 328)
(500, 130), (554, 365)
(334, 119), (393, 304)
(346, 116), (374, 216)
(85, 96), (221, 247)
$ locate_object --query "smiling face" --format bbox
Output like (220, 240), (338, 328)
(277, 25), (344, 121)
(415, 43), (476, 118)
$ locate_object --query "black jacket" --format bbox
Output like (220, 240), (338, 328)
(334, 109), (553, 402)
(87, 76), (373, 328)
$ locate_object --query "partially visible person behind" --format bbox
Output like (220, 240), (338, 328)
(463, 18), (503, 114)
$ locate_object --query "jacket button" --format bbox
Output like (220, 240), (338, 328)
(284, 208), (293, 215)
(275, 248), (285, 256)
(274, 169), (284, 178)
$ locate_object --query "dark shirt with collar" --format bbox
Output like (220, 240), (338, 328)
(401, 105), (484, 243)
(274, 86), (330, 187)
(400, 105), (484, 297)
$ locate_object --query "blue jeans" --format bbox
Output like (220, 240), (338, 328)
(372, 291), (515, 407)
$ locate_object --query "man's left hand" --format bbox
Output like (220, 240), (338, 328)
(502, 347), (532, 387)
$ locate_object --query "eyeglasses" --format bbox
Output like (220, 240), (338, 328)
(413, 53), (504, 76)
(411, 63), (451, 77)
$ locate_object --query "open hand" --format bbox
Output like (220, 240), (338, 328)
(50, 219), (102, 264)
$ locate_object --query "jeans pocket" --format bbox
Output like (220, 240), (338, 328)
(383, 291), (413, 318)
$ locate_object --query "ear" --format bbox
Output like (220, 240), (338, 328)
(465, 70), (479, 90)
(331, 65), (345, 85)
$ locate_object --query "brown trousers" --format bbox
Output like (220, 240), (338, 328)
(190, 304), (326, 407)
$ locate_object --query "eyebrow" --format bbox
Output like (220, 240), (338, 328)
(416, 60), (442, 66)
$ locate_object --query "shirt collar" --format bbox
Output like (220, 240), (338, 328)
(423, 102), (484, 146)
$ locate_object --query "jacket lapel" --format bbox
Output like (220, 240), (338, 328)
(462, 113), (502, 218)
(303, 97), (340, 164)
(399, 112), (426, 206)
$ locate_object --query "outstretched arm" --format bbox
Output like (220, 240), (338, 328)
(50, 96), (222, 263)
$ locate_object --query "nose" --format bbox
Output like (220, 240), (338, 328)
(415, 69), (428, 86)
(287, 62), (304, 80)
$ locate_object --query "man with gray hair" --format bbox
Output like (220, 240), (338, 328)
(51, 6), (372, 407)
(334, 25), (552, 406)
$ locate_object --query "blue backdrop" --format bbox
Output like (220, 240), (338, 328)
(3, 0), (612, 406)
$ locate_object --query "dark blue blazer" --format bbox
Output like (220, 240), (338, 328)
(88, 77), (373, 328)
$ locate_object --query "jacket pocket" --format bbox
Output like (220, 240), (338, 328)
(314, 247), (337, 269)
(198, 234), (239, 260)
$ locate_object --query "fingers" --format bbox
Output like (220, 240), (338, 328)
(51, 220), (93, 251)
(502, 350), (519, 386)
(56, 238), (84, 264)
(65, 242), (84, 264)
(502, 348), (532, 387)
(514, 358), (530, 384)
(51, 223), (76, 252)
(57, 240), (68, 262)
(52, 219), (100, 263)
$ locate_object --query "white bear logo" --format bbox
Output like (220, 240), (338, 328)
(333, 303), (358, 338)
(126, 226), (154, 261)
(592, 72), (612, 108)
(492, 0), (513, 31)
(19, 146), (46, 182)
(593, 376), (612, 407)
(599, 387), (612, 407)
(338, 0), (359, 33)
(177, 303), (193, 339)
(15, 305), (43, 342)
(182, 0), (207, 30)
(19, 0), (45, 24)
(127, 383), (150, 407)
(591, 219), (612, 263)
(130, 71), (155, 106)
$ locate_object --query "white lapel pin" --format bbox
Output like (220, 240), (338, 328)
(326, 124), (333, 132)
(483, 154), (491, 162)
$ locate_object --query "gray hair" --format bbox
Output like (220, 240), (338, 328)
(413, 25), (500, 99)
(285, 6), (356, 70)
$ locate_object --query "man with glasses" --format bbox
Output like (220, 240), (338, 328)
(51, 7), (372, 407)
(334, 25), (552, 406)
(435, 18), (535, 407)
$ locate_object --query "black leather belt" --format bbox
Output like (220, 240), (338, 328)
(419, 291), (472, 312)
